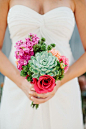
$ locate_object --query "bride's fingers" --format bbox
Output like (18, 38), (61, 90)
(29, 82), (35, 91)
(29, 91), (50, 98)
(31, 96), (50, 104)
(30, 87), (35, 91)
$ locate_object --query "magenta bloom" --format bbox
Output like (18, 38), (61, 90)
(59, 56), (69, 73)
(14, 33), (39, 70)
(17, 59), (28, 70)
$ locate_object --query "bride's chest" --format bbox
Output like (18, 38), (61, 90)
(7, 5), (75, 41)
(9, 0), (74, 15)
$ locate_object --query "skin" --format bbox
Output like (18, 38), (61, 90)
(0, 0), (86, 105)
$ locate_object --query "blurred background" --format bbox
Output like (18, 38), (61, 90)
(0, 23), (86, 127)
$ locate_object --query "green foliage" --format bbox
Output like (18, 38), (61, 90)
(23, 65), (28, 72)
(41, 37), (46, 42)
(20, 65), (33, 81)
(53, 60), (65, 81)
(50, 43), (56, 47)
(31, 102), (39, 109)
(33, 44), (41, 53)
(27, 76), (33, 82)
(33, 37), (55, 54)
(47, 45), (53, 51)
(41, 45), (46, 51)
(20, 70), (27, 77)
(47, 44), (56, 51)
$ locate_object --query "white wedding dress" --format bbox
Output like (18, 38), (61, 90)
(0, 5), (84, 129)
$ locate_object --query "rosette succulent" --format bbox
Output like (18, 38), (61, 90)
(28, 51), (58, 79)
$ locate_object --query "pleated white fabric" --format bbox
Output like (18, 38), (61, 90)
(0, 5), (84, 129)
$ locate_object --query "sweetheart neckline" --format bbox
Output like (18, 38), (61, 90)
(8, 5), (75, 18)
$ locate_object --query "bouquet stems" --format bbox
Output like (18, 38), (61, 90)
(31, 102), (39, 109)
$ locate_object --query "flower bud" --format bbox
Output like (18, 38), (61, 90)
(60, 63), (65, 69)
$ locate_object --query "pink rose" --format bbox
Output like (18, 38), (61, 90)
(31, 75), (56, 94)
(59, 56), (69, 73)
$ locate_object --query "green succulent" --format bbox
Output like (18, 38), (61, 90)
(28, 51), (58, 79)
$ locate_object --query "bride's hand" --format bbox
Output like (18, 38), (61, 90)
(20, 78), (36, 101)
(29, 81), (61, 104)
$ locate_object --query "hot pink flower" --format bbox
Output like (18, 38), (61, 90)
(31, 75), (56, 94)
(15, 33), (40, 71)
(59, 56), (69, 73)
(17, 59), (28, 70)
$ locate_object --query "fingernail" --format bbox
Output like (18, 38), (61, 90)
(29, 91), (32, 94)
(31, 88), (35, 91)
(31, 97), (33, 100)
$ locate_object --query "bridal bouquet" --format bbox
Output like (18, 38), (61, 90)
(14, 33), (69, 109)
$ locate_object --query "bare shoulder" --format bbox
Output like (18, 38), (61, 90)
(0, 0), (9, 2)
(74, 0), (86, 12)
(73, 0), (86, 50)
(74, 0), (86, 5)
(0, 0), (9, 4)
(0, 0), (10, 10)
(0, 0), (10, 49)
(73, 0), (86, 20)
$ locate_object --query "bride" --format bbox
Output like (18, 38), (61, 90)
(0, 0), (86, 128)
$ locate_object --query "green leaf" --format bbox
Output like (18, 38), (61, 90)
(33, 69), (39, 74)
(47, 45), (53, 51)
(42, 43), (46, 46)
(41, 68), (47, 71)
(23, 65), (28, 72)
(29, 67), (34, 72)
(57, 61), (60, 65)
(50, 43), (55, 47)
(31, 56), (36, 60)
(52, 71), (57, 76)
(61, 69), (64, 75)
(20, 71), (27, 77)
(54, 75), (59, 80)
(31, 102), (36, 108)
(27, 76), (32, 82)
(22, 65), (24, 68)
(36, 104), (39, 109)
(48, 52), (53, 56)
(52, 67), (57, 72)
(27, 70), (31, 75)
(55, 70), (59, 75)
(59, 71), (61, 75)
(47, 72), (54, 76)
(56, 66), (60, 70)
(38, 40), (41, 44)
(40, 71), (45, 75)
(32, 74), (38, 78)
(41, 45), (46, 51)
(41, 37), (46, 42)
(46, 69), (51, 73)
(27, 63), (31, 68)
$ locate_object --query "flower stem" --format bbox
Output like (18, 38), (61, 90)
(31, 101), (39, 109)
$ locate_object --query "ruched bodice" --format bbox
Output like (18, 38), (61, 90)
(7, 5), (75, 67)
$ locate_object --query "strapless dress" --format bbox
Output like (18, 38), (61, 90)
(0, 5), (84, 129)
